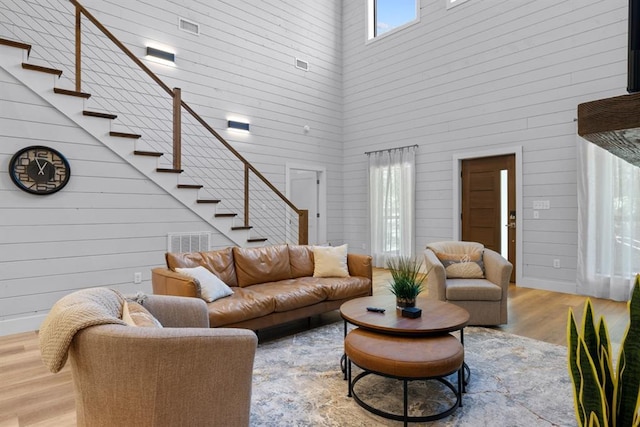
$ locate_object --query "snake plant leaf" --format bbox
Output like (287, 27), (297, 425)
(569, 309), (587, 426)
(583, 300), (600, 376)
(597, 317), (615, 426)
(615, 275), (640, 427)
(577, 336), (607, 427)
(587, 411), (602, 427)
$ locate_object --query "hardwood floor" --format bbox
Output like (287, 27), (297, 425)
(0, 268), (630, 426)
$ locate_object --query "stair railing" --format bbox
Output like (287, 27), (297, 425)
(70, 0), (308, 245)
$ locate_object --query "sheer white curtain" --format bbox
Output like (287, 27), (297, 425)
(577, 138), (640, 301)
(368, 146), (416, 268)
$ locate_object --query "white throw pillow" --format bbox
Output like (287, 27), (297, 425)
(175, 266), (234, 302)
(312, 244), (349, 278)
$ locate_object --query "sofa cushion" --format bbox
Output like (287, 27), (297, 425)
(298, 276), (371, 301)
(175, 266), (234, 302)
(166, 248), (238, 287)
(233, 245), (292, 287)
(288, 245), (315, 278)
(427, 241), (485, 279)
(122, 300), (163, 328)
(312, 244), (349, 278)
(247, 279), (327, 312)
(445, 279), (502, 301)
(206, 287), (276, 327)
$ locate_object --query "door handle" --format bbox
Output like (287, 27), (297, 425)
(505, 222), (516, 229)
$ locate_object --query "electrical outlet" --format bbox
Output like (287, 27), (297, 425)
(543, 200), (550, 210)
(553, 259), (560, 269)
(533, 211), (539, 219)
(134, 272), (142, 284)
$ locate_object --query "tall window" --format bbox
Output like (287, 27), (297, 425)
(368, 0), (419, 40)
(577, 138), (640, 301)
(368, 146), (416, 268)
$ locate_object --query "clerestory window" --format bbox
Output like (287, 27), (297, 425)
(367, 0), (419, 40)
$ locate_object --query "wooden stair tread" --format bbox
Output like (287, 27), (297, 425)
(53, 87), (91, 98)
(84, 110), (117, 120)
(157, 168), (183, 173)
(247, 238), (268, 243)
(109, 131), (141, 139)
(196, 199), (220, 203)
(22, 63), (62, 77)
(231, 226), (253, 230)
(215, 213), (237, 218)
(0, 38), (31, 56)
(134, 150), (163, 157)
(176, 184), (202, 189)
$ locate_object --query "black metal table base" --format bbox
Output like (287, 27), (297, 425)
(347, 359), (463, 426)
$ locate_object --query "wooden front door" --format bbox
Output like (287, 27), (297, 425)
(461, 154), (516, 282)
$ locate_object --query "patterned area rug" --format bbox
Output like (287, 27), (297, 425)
(250, 322), (576, 426)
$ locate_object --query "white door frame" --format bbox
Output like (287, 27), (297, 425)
(452, 146), (523, 285)
(285, 162), (327, 245)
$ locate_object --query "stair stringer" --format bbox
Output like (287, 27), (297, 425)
(0, 43), (265, 247)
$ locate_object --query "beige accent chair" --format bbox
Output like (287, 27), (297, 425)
(424, 241), (513, 326)
(42, 290), (258, 427)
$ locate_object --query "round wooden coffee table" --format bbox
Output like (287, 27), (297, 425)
(340, 294), (469, 336)
(339, 295), (470, 424)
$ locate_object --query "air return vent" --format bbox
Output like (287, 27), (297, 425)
(167, 232), (210, 253)
(178, 17), (200, 35)
(295, 58), (309, 71)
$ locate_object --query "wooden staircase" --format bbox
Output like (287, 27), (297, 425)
(1, 36), (270, 245)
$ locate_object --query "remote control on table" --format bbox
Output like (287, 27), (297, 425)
(366, 307), (385, 313)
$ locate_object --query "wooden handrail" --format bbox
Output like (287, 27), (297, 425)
(70, 0), (174, 97)
(69, 0), (306, 243)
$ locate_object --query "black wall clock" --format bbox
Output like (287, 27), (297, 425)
(9, 146), (71, 195)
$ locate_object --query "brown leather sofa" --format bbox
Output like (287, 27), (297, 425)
(151, 244), (373, 330)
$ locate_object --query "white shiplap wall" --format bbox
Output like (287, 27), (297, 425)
(0, 67), (235, 335)
(0, 0), (344, 334)
(341, 0), (628, 292)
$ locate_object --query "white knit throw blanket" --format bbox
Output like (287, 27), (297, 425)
(39, 287), (127, 373)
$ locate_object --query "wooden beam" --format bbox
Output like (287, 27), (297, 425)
(577, 92), (640, 167)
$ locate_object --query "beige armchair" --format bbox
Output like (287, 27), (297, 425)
(40, 289), (258, 427)
(424, 241), (513, 325)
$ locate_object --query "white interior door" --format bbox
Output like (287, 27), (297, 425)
(289, 170), (319, 245)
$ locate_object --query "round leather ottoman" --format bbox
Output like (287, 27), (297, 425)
(344, 328), (464, 425)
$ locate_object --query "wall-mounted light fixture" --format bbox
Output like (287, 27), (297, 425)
(146, 46), (175, 63)
(228, 120), (250, 132)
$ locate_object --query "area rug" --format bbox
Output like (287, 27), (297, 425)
(250, 322), (577, 426)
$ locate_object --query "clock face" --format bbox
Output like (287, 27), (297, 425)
(9, 146), (71, 195)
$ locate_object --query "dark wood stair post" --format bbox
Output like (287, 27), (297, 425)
(298, 210), (308, 245)
(173, 87), (181, 170)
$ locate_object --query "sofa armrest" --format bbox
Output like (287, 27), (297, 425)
(423, 249), (447, 300)
(70, 326), (257, 427)
(347, 253), (373, 281)
(152, 267), (199, 298)
(482, 248), (513, 294)
(142, 294), (209, 328)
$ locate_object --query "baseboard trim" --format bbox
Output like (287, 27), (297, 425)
(0, 314), (45, 336)
(518, 276), (576, 295)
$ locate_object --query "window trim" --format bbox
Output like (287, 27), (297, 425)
(366, 0), (420, 42)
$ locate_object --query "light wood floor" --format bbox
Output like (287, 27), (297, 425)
(0, 269), (630, 426)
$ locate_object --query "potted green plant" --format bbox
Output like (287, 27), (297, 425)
(567, 274), (640, 427)
(387, 256), (429, 308)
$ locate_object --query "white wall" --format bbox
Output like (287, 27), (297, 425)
(0, 67), (236, 335)
(341, 0), (628, 293)
(0, 0), (631, 334)
(0, 0), (344, 334)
